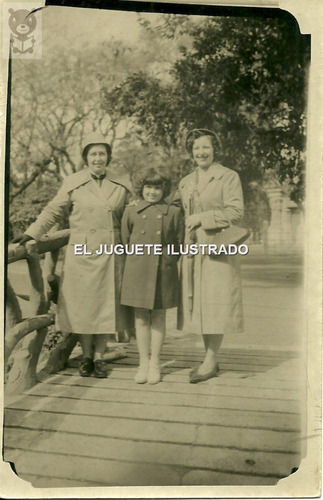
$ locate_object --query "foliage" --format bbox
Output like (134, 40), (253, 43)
(103, 73), (182, 151)
(102, 14), (309, 206)
(43, 326), (64, 351)
(9, 10), (309, 226)
(9, 38), (149, 227)
(10, 39), (141, 195)
(9, 178), (64, 237)
(110, 137), (193, 195)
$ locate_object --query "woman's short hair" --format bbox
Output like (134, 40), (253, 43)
(133, 167), (171, 200)
(82, 143), (112, 166)
(185, 128), (219, 155)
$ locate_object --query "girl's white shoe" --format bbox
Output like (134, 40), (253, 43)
(148, 361), (161, 384)
(134, 363), (149, 384)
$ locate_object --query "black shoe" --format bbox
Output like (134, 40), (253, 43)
(79, 357), (94, 377)
(94, 359), (108, 378)
(189, 363), (220, 384)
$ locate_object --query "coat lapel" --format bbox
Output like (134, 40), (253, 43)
(83, 169), (118, 205)
(196, 163), (225, 194)
(83, 177), (106, 204)
(100, 177), (118, 203)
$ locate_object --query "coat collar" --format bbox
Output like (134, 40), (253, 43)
(195, 162), (225, 182)
(65, 167), (131, 204)
(183, 163), (225, 184)
(180, 163), (226, 195)
(135, 200), (169, 215)
(65, 167), (131, 191)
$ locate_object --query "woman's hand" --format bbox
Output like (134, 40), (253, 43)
(186, 214), (202, 232)
(12, 234), (34, 246)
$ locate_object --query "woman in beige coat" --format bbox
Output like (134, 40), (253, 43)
(174, 129), (244, 383)
(13, 133), (132, 378)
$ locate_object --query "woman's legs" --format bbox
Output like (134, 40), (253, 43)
(197, 334), (223, 375)
(79, 334), (94, 359)
(93, 334), (109, 361)
(78, 334), (109, 360)
(93, 334), (109, 378)
(78, 334), (109, 377)
(78, 334), (94, 376)
(134, 308), (151, 383)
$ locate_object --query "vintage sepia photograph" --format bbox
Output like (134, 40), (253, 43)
(1, 0), (321, 496)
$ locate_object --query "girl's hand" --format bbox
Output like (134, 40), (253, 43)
(186, 214), (202, 232)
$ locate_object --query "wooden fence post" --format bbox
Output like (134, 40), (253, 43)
(42, 224), (61, 299)
(5, 241), (49, 395)
(5, 314), (55, 366)
(6, 279), (22, 329)
(5, 279), (23, 380)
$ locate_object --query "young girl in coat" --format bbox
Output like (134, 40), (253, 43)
(121, 168), (184, 384)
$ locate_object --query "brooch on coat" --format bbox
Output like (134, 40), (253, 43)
(125, 199), (140, 207)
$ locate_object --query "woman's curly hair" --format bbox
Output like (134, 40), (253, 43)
(185, 129), (220, 156)
(132, 167), (171, 200)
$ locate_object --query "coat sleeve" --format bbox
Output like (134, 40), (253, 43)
(170, 188), (183, 209)
(26, 182), (72, 240)
(200, 171), (244, 230)
(121, 207), (134, 245)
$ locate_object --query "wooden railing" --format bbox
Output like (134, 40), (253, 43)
(5, 229), (74, 396)
(6, 228), (131, 396)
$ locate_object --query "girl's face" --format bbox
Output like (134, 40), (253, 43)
(87, 145), (108, 175)
(192, 135), (214, 170)
(142, 184), (163, 204)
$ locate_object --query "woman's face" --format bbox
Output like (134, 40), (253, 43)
(192, 135), (214, 170)
(87, 144), (108, 175)
(142, 184), (163, 204)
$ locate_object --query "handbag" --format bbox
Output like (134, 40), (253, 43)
(203, 225), (250, 250)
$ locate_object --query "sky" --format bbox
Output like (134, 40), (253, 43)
(41, 6), (158, 53)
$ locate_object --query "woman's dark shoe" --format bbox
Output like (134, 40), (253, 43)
(94, 359), (108, 378)
(79, 357), (94, 377)
(189, 363), (220, 384)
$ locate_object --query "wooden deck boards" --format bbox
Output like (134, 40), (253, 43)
(4, 343), (303, 488)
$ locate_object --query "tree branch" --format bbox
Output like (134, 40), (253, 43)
(11, 159), (52, 199)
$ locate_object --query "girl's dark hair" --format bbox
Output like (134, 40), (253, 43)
(133, 167), (171, 200)
(185, 129), (219, 156)
(82, 143), (112, 166)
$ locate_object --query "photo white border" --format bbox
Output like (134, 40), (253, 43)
(0, 0), (321, 497)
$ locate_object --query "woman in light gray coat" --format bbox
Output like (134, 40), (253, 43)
(13, 133), (132, 378)
(174, 129), (244, 383)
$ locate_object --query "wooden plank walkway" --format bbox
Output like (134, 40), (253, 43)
(4, 337), (303, 488)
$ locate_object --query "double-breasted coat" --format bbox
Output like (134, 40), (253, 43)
(26, 167), (132, 334)
(175, 162), (244, 335)
(120, 201), (184, 310)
